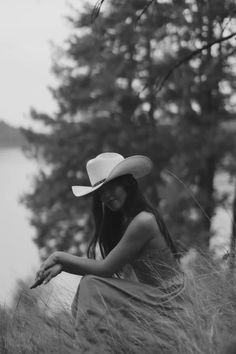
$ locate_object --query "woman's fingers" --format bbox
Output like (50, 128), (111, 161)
(41, 266), (60, 285)
(34, 253), (58, 281)
(35, 263), (53, 280)
(43, 273), (53, 285)
(31, 268), (48, 289)
(44, 265), (63, 284)
(35, 271), (42, 280)
(30, 273), (46, 289)
(36, 265), (46, 278)
(31, 264), (62, 289)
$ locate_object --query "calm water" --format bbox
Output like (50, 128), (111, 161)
(0, 147), (40, 304)
(0, 147), (78, 307)
(0, 148), (233, 305)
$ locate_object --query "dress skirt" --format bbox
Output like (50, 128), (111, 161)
(71, 272), (185, 354)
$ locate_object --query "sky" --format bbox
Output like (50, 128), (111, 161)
(0, 0), (80, 129)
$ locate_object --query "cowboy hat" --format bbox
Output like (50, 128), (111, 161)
(72, 152), (153, 197)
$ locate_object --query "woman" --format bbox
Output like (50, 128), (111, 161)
(32, 152), (185, 353)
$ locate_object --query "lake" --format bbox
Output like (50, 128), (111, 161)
(0, 147), (40, 304)
(0, 148), (79, 308)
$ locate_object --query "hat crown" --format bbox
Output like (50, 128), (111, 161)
(86, 153), (124, 186)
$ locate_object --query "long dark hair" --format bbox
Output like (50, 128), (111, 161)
(87, 174), (179, 261)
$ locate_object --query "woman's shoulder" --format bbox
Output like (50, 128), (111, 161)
(133, 211), (156, 224)
(129, 211), (158, 235)
(131, 211), (167, 249)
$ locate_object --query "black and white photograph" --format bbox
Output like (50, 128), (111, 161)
(0, 1), (236, 353)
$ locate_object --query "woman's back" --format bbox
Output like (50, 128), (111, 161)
(131, 243), (181, 286)
(122, 211), (181, 286)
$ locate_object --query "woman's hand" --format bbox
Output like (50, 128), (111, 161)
(36, 252), (59, 279)
(31, 252), (61, 289)
(30, 263), (63, 289)
(41, 264), (63, 285)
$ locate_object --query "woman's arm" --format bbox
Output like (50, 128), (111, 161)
(57, 211), (157, 277)
(34, 211), (158, 284)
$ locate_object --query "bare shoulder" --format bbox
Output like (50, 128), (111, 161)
(132, 211), (156, 225)
(129, 211), (168, 247)
(127, 211), (158, 238)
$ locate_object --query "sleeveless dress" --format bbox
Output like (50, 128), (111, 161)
(71, 245), (185, 354)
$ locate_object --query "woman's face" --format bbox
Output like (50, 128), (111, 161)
(98, 180), (128, 211)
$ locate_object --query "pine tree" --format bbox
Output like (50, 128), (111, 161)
(22, 0), (236, 257)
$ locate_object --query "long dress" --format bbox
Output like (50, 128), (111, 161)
(71, 245), (186, 354)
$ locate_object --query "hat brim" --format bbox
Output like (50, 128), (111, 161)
(72, 182), (105, 198)
(72, 155), (153, 198)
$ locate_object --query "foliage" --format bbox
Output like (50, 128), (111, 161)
(0, 120), (26, 148)
(21, 0), (236, 258)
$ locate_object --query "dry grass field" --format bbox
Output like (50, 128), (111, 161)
(1, 251), (236, 354)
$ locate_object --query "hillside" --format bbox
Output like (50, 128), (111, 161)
(0, 120), (26, 148)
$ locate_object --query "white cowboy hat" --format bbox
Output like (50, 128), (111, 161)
(72, 152), (153, 197)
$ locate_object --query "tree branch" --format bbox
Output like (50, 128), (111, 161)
(91, 0), (105, 23)
(135, 0), (156, 23)
(154, 31), (236, 95)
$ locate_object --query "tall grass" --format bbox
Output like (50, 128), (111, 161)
(1, 251), (236, 353)
(75, 250), (236, 354)
(0, 282), (77, 354)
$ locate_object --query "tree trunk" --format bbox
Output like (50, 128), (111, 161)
(196, 3), (219, 248)
(229, 178), (236, 270)
(145, 35), (156, 126)
(198, 155), (216, 230)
